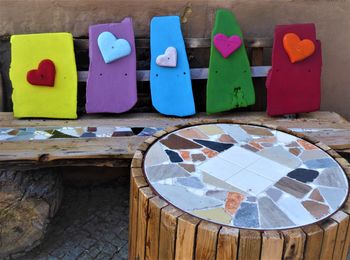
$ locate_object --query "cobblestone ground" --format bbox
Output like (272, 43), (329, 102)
(20, 175), (129, 260)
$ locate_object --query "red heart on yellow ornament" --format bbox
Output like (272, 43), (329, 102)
(283, 33), (315, 63)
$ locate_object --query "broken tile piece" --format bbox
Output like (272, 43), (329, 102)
(177, 128), (208, 139)
(286, 141), (300, 148)
(160, 134), (202, 149)
(233, 202), (259, 228)
(274, 177), (312, 199)
(177, 177), (204, 189)
(258, 196), (294, 228)
(241, 144), (259, 152)
(304, 158), (338, 169)
(218, 124), (252, 142)
(309, 189), (325, 202)
(302, 200), (330, 219)
(241, 125), (273, 136)
(193, 139), (233, 152)
(146, 164), (190, 181)
(202, 172), (249, 195)
(191, 207), (232, 224)
(152, 183), (222, 211)
(180, 151), (191, 161)
(299, 150), (328, 162)
(297, 139), (317, 150)
(255, 136), (277, 143)
(202, 148), (218, 158)
(191, 153), (206, 162)
(165, 150), (183, 163)
(249, 141), (264, 151)
(246, 196), (257, 202)
(289, 148), (301, 156)
(319, 186), (347, 210)
(144, 142), (169, 166)
(206, 190), (228, 201)
(287, 168), (319, 183)
(197, 125), (224, 135)
(314, 167), (347, 188)
(258, 145), (301, 168)
(218, 134), (237, 143)
(225, 192), (245, 215)
(265, 188), (283, 202)
(179, 163), (196, 173)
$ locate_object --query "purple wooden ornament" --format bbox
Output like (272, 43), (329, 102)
(86, 18), (137, 113)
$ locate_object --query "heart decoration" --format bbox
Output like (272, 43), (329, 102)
(156, 47), (177, 67)
(213, 33), (242, 58)
(283, 33), (315, 63)
(27, 59), (56, 87)
(98, 31), (131, 64)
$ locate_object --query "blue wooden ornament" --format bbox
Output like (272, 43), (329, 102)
(150, 16), (195, 117)
(97, 31), (131, 64)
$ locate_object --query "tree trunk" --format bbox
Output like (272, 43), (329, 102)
(0, 168), (63, 258)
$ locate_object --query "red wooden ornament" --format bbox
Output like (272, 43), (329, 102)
(27, 59), (56, 87)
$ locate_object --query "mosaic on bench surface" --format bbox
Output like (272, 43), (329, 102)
(143, 124), (349, 230)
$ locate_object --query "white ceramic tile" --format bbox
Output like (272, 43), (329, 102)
(218, 146), (260, 167)
(226, 169), (274, 196)
(275, 131), (298, 144)
(248, 157), (292, 182)
(197, 157), (242, 181)
(276, 194), (315, 225)
(217, 124), (252, 142)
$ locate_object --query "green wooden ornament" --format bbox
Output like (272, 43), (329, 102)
(206, 9), (255, 114)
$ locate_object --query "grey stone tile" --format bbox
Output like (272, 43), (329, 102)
(233, 202), (259, 228)
(315, 167), (347, 188)
(258, 145), (301, 168)
(146, 164), (190, 182)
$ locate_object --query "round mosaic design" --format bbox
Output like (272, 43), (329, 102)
(143, 124), (349, 230)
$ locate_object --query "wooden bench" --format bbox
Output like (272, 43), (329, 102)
(1, 36), (350, 258)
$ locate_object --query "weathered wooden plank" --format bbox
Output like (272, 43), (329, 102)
(331, 211), (350, 260)
(128, 176), (148, 260)
(145, 196), (168, 260)
(136, 187), (155, 260)
(341, 207), (350, 260)
(238, 230), (261, 260)
(159, 205), (183, 260)
(260, 231), (283, 260)
(320, 219), (339, 260)
(217, 226), (239, 260)
(282, 228), (306, 260)
(302, 224), (324, 260)
(194, 221), (220, 260)
(175, 214), (200, 260)
(0, 73), (4, 112)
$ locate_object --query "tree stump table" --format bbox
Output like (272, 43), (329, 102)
(129, 120), (350, 260)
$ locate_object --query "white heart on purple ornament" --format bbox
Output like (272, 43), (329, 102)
(156, 47), (177, 67)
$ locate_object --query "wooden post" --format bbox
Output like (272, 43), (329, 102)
(261, 231), (284, 260)
(320, 219), (339, 260)
(302, 224), (324, 260)
(238, 230), (261, 260)
(216, 226), (239, 260)
(195, 221), (220, 260)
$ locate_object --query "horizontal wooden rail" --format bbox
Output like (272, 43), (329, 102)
(78, 66), (271, 82)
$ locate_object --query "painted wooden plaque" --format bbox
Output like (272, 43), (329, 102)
(150, 16), (195, 117)
(266, 24), (322, 116)
(10, 33), (77, 119)
(206, 9), (255, 114)
(86, 18), (137, 113)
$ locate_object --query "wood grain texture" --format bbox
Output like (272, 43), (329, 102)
(341, 210), (350, 260)
(136, 187), (155, 260)
(175, 214), (200, 260)
(145, 196), (168, 260)
(216, 226), (239, 260)
(128, 175), (148, 260)
(302, 224), (324, 260)
(260, 231), (284, 260)
(282, 228), (306, 260)
(0, 73), (4, 112)
(195, 221), (220, 260)
(320, 219), (339, 260)
(331, 211), (350, 260)
(159, 205), (183, 260)
(238, 230), (261, 260)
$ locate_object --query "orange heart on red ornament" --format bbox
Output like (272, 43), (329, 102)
(283, 33), (315, 63)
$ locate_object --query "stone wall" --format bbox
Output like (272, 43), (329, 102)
(0, 0), (349, 119)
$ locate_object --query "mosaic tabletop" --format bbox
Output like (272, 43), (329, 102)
(143, 124), (349, 230)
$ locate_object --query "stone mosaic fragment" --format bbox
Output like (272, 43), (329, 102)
(202, 172), (249, 195)
(233, 202), (259, 228)
(287, 168), (319, 183)
(177, 128), (208, 139)
(193, 139), (233, 153)
(309, 189), (324, 202)
(146, 164), (190, 182)
(297, 139), (317, 150)
(165, 150), (183, 163)
(179, 163), (195, 173)
(152, 183), (222, 211)
(319, 187), (347, 210)
(258, 145), (301, 168)
(258, 197), (294, 228)
(206, 190), (228, 201)
(160, 134), (202, 149)
(304, 158), (338, 169)
(274, 177), (312, 198)
(249, 141), (264, 151)
(217, 124), (252, 142)
(255, 136), (277, 143)
(180, 151), (191, 161)
(177, 177), (204, 189)
(241, 125), (273, 136)
(314, 167), (347, 188)
(191, 208), (232, 224)
(202, 148), (218, 158)
(191, 153), (206, 162)
(241, 144), (259, 152)
(144, 142), (169, 166)
(302, 200), (330, 219)
(265, 188), (283, 202)
(299, 150), (328, 161)
(218, 134), (237, 144)
(225, 192), (245, 215)
(197, 125), (224, 135)
(286, 141), (300, 148)
(289, 148), (301, 156)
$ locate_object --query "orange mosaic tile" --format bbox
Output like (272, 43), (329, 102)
(249, 141), (264, 151)
(180, 151), (191, 161)
(225, 192), (245, 215)
(297, 139), (317, 150)
(218, 134), (237, 143)
(202, 148), (219, 158)
(255, 136), (277, 143)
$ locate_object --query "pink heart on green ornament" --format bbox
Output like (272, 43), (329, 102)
(213, 34), (242, 58)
